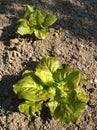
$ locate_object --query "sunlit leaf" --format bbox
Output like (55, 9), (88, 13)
(24, 4), (34, 18)
(17, 19), (34, 35)
(35, 56), (62, 84)
(34, 28), (48, 39)
(18, 100), (43, 116)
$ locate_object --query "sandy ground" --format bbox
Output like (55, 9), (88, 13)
(0, 0), (97, 130)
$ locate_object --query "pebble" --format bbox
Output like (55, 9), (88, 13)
(54, 32), (58, 37)
(10, 38), (19, 46)
(3, 116), (6, 119)
(94, 78), (97, 83)
(90, 79), (93, 84)
(43, 126), (47, 130)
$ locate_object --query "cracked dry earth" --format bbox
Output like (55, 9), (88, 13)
(0, 0), (97, 130)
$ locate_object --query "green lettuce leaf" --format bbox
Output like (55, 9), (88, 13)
(24, 4), (34, 18)
(13, 75), (43, 101)
(13, 69), (56, 101)
(35, 56), (62, 85)
(17, 19), (34, 35)
(18, 100), (43, 116)
(29, 9), (44, 27)
(34, 28), (48, 39)
(75, 87), (89, 102)
(48, 88), (89, 124)
(42, 12), (57, 27)
(53, 67), (82, 89)
(54, 101), (85, 124)
(48, 99), (58, 114)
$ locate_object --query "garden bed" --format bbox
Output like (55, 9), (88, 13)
(0, 0), (97, 130)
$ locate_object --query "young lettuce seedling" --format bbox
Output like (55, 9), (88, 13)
(13, 56), (89, 124)
(17, 4), (57, 39)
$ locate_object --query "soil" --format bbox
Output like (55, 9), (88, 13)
(0, 0), (97, 130)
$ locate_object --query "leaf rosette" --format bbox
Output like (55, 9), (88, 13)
(13, 56), (89, 124)
(17, 4), (57, 39)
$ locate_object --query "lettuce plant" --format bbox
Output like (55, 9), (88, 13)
(17, 4), (57, 39)
(13, 56), (89, 124)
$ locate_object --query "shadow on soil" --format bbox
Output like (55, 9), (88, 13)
(0, 0), (97, 45)
(0, 74), (21, 112)
(0, 19), (18, 46)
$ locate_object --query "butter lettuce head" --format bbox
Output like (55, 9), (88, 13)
(13, 56), (89, 123)
(17, 4), (57, 39)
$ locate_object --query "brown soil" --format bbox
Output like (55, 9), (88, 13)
(0, 0), (97, 130)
